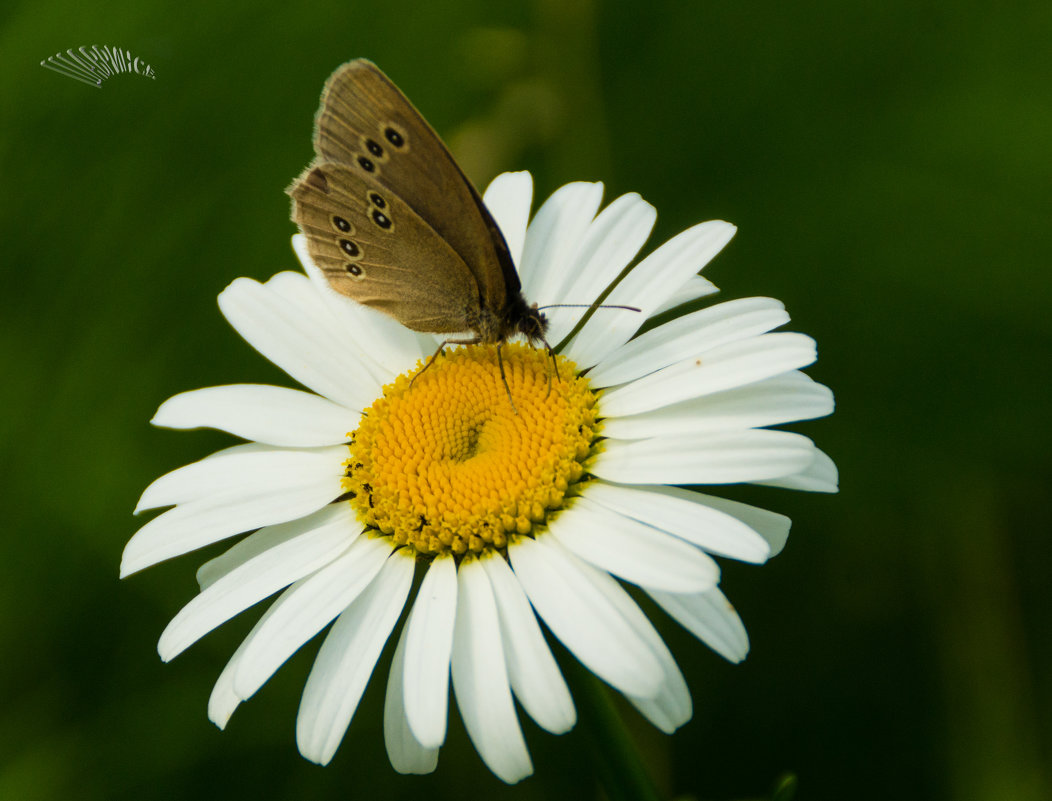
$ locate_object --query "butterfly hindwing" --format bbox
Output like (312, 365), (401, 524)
(310, 60), (520, 309)
(289, 161), (482, 334)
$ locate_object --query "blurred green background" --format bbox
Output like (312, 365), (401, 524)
(2, 1), (1050, 799)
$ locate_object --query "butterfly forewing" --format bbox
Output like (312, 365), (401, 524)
(311, 60), (520, 309)
(289, 161), (481, 334)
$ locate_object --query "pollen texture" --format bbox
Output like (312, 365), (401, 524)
(344, 343), (599, 556)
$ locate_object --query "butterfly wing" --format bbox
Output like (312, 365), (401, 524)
(289, 161), (482, 334)
(309, 59), (521, 309)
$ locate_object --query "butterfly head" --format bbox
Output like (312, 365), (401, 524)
(501, 293), (549, 348)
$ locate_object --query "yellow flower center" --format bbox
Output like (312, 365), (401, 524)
(343, 343), (599, 557)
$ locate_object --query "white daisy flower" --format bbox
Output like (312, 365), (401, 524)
(123, 172), (836, 784)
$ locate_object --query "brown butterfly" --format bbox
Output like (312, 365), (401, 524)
(287, 60), (550, 392)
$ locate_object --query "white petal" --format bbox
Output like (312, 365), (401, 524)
(549, 497), (719, 592)
(483, 171), (533, 267)
(402, 553), (457, 748)
(509, 537), (663, 698)
(584, 481), (771, 563)
(536, 537), (688, 727)
(152, 384), (359, 447)
(218, 273), (381, 410)
(588, 297), (790, 388)
(601, 371), (834, 439)
(384, 622), (440, 775)
(195, 505), (360, 591)
(519, 182), (603, 302)
(208, 623), (256, 728)
(276, 265), (411, 385)
(599, 332), (817, 418)
(566, 221), (736, 368)
(122, 483), (343, 578)
(208, 583), (296, 728)
(686, 493), (792, 558)
(293, 235), (426, 378)
(231, 536), (393, 700)
(451, 556), (532, 784)
(543, 193), (656, 346)
(158, 506), (359, 660)
(135, 443), (346, 514)
(624, 662), (691, 733)
(208, 667), (242, 730)
(480, 552), (575, 734)
(135, 442), (251, 513)
(592, 429), (818, 486)
(647, 587), (749, 663)
(297, 549), (415, 765)
(652, 275), (719, 315)
(755, 447), (839, 493)
(618, 609), (692, 733)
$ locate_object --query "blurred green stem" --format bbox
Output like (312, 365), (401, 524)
(567, 659), (664, 801)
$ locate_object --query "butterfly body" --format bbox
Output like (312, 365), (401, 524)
(288, 59), (549, 352)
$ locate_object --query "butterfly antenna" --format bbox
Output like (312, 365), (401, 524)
(534, 304), (640, 386)
(535, 303), (642, 312)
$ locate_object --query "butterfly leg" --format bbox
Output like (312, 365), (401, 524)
(410, 338), (520, 414)
(410, 336), (481, 387)
(537, 333), (560, 399)
(494, 343), (518, 415)
(410, 341), (448, 387)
